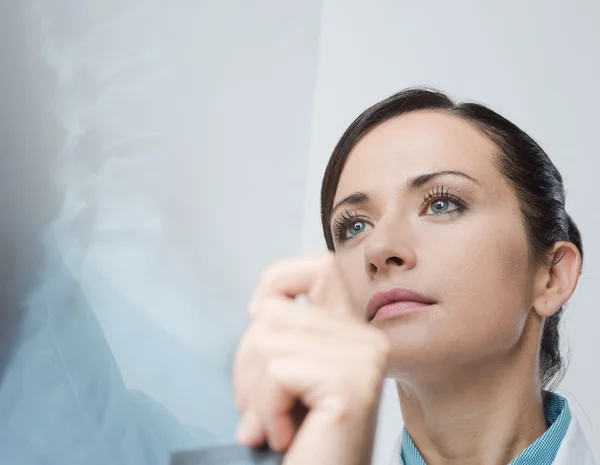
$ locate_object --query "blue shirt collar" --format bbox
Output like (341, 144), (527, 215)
(400, 392), (571, 465)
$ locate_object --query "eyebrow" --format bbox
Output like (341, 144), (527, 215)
(330, 192), (370, 220)
(407, 170), (479, 189)
(329, 170), (479, 221)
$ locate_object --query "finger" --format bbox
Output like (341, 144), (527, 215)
(257, 329), (375, 361)
(308, 255), (357, 320)
(232, 328), (253, 412)
(267, 356), (350, 420)
(257, 364), (298, 451)
(234, 329), (269, 446)
(235, 323), (370, 449)
(236, 409), (267, 447)
(235, 299), (372, 411)
(249, 297), (343, 335)
(249, 255), (331, 314)
(232, 320), (271, 413)
(234, 300), (334, 415)
(234, 298), (316, 414)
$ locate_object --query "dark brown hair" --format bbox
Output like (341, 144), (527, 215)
(320, 88), (583, 388)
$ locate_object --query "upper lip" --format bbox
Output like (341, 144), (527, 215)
(367, 287), (436, 321)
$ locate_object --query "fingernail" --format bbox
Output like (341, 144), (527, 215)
(236, 411), (262, 444)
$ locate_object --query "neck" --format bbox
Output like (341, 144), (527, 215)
(397, 344), (547, 465)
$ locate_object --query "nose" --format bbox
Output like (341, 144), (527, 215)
(364, 218), (417, 279)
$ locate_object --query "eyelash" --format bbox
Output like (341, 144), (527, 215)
(420, 185), (467, 215)
(331, 185), (468, 245)
(332, 209), (369, 244)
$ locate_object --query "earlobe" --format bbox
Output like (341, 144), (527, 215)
(533, 242), (582, 317)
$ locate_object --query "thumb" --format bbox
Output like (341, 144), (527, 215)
(307, 253), (357, 320)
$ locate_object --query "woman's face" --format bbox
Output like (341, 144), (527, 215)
(330, 111), (539, 378)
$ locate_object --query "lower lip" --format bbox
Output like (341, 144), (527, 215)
(372, 301), (432, 320)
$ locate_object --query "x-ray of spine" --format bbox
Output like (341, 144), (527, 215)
(0, 2), (227, 464)
(33, 0), (240, 433)
(0, 0), (321, 463)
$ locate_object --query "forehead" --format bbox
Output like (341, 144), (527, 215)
(335, 111), (502, 202)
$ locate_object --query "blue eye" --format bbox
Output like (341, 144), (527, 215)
(422, 186), (467, 216)
(346, 220), (369, 238)
(427, 198), (461, 215)
(332, 211), (373, 243)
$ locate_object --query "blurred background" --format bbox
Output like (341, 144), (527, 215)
(0, 1), (598, 464)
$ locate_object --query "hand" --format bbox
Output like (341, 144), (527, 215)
(233, 253), (390, 465)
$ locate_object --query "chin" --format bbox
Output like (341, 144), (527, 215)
(386, 350), (442, 379)
(376, 328), (460, 380)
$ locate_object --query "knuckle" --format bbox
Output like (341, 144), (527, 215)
(250, 296), (274, 321)
(259, 259), (289, 287)
(238, 326), (272, 364)
(357, 329), (391, 373)
(334, 393), (353, 417)
(255, 302), (280, 328)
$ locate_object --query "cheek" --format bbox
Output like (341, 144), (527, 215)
(426, 217), (533, 337)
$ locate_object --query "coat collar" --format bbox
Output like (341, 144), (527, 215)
(388, 406), (595, 465)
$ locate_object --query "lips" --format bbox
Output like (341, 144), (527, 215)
(367, 288), (436, 321)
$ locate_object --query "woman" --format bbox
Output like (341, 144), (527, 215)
(233, 88), (595, 465)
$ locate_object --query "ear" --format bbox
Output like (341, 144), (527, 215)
(533, 242), (582, 317)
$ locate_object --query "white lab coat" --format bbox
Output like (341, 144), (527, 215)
(388, 414), (596, 465)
